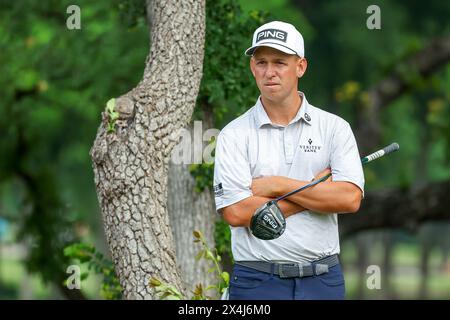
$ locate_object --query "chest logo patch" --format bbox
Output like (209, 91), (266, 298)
(300, 139), (322, 153)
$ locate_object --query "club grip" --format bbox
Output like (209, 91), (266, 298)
(362, 142), (400, 163)
(383, 142), (400, 155)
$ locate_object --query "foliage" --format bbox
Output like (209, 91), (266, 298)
(0, 0), (148, 291)
(188, 0), (270, 193)
(150, 230), (230, 300)
(197, 0), (269, 127)
(192, 230), (230, 298)
(214, 219), (233, 263)
(105, 98), (119, 133)
(188, 163), (215, 193)
(148, 277), (183, 300)
(114, 0), (146, 29)
(64, 242), (122, 299)
(63, 231), (229, 300)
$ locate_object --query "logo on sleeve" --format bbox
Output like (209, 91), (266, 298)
(214, 183), (224, 197)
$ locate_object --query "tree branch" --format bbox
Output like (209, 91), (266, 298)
(370, 36), (450, 108)
(339, 180), (450, 238)
(356, 36), (450, 153)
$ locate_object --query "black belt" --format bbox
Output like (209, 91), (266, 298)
(235, 254), (339, 278)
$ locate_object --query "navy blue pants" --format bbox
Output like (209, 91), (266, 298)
(229, 263), (345, 300)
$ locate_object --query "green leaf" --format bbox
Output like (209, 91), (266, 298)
(168, 287), (182, 297)
(106, 98), (116, 114)
(205, 284), (216, 291)
(149, 277), (162, 287)
(159, 292), (170, 299)
(110, 111), (119, 121)
(205, 250), (215, 261)
(193, 230), (202, 239)
(221, 271), (230, 284)
(195, 250), (205, 261)
(63, 243), (94, 262)
(207, 267), (215, 273)
(107, 122), (116, 133)
(15, 69), (39, 90)
(95, 252), (104, 260)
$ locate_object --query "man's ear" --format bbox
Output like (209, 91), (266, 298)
(249, 58), (256, 78)
(296, 57), (307, 78)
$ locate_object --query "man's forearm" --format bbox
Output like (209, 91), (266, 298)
(222, 196), (305, 227)
(273, 177), (362, 214)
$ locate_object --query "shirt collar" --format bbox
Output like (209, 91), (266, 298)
(296, 91), (313, 126)
(255, 98), (272, 128)
(255, 91), (313, 128)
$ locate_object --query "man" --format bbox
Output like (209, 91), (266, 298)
(213, 21), (364, 300)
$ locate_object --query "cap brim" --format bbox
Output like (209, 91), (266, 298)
(245, 42), (297, 56)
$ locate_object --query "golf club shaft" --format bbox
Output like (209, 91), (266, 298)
(275, 142), (399, 202)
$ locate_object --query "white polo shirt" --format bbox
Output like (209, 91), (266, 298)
(213, 92), (364, 263)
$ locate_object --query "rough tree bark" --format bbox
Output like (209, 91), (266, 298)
(168, 158), (217, 292)
(168, 106), (217, 293)
(90, 0), (205, 299)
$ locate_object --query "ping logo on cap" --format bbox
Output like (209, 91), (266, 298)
(256, 29), (287, 43)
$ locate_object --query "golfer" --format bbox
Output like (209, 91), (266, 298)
(213, 21), (365, 300)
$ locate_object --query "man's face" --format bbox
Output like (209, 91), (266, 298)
(250, 46), (307, 102)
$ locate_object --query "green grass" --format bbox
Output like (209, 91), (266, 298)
(344, 268), (450, 299)
(341, 241), (450, 299)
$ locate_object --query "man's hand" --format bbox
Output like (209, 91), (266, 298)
(251, 176), (280, 198)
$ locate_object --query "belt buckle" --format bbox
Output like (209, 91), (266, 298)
(278, 263), (303, 278)
(315, 263), (329, 275)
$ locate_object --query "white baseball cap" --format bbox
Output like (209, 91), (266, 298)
(245, 21), (305, 57)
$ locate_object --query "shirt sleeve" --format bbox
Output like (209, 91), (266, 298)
(330, 120), (365, 198)
(213, 129), (253, 213)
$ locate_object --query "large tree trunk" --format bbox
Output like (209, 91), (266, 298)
(90, 0), (205, 299)
(168, 105), (217, 295)
(168, 159), (216, 293)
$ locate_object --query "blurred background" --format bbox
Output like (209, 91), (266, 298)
(0, 0), (449, 299)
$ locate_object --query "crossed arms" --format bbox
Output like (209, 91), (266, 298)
(221, 168), (363, 227)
